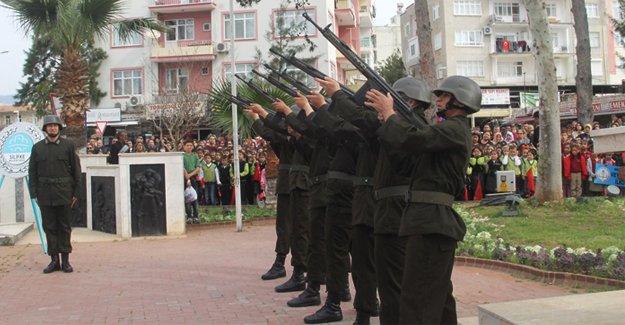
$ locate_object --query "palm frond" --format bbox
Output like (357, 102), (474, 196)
(78, 0), (124, 41)
(1, 0), (59, 36)
(115, 18), (170, 41)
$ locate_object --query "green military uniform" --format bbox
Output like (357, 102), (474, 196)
(29, 137), (81, 256)
(379, 114), (471, 324)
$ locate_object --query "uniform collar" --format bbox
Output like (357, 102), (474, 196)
(45, 137), (61, 145)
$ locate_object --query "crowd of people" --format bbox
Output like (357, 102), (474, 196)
(467, 112), (625, 200)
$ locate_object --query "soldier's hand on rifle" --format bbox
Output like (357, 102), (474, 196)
(272, 99), (292, 115)
(294, 93), (313, 113)
(243, 108), (259, 120)
(306, 91), (326, 109)
(248, 103), (269, 119)
(365, 89), (395, 121)
(315, 77), (340, 97)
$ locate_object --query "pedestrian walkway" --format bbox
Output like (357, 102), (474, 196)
(0, 223), (572, 324)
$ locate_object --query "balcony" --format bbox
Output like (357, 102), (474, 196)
(490, 14), (528, 26)
(151, 41), (215, 63)
(491, 39), (532, 56)
(336, 0), (356, 27)
(149, 0), (216, 14)
(359, 5), (373, 28)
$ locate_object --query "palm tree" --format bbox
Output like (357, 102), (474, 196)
(1, 0), (167, 148)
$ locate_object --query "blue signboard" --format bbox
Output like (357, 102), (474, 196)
(594, 164), (625, 187)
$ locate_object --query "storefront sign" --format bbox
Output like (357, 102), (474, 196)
(86, 108), (121, 123)
(481, 89), (510, 105)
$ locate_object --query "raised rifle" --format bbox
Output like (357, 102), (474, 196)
(251, 70), (298, 98)
(235, 74), (278, 104)
(302, 12), (427, 128)
(269, 48), (355, 97)
(219, 93), (278, 115)
(263, 64), (313, 96)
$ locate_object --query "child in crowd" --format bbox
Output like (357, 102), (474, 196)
(201, 154), (221, 205)
(561, 144), (572, 197)
(522, 149), (538, 198)
(467, 147), (486, 200)
(484, 151), (502, 195)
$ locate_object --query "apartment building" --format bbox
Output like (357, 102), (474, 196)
(401, 0), (625, 112)
(91, 0), (370, 135)
(371, 7), (402, 69)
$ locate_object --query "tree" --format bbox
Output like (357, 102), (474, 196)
(148, 91), (210, 147)
(523, 0), (562, 202)
(1, 0), (166, 148)
(571, 0), (593, 126)
(15, 35), (107, 116)
(376, 50), (406, 85)
(413, 0), (437, 122)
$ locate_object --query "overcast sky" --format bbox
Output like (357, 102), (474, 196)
(0, 0), (413, 96)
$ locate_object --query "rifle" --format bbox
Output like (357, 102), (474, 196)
(235, 74), (278, 103)
(302, 12), (427, 128)
(263, 64), (313, 96)
(251, 70), (298, 98)
(220, 93), (278, 115)
(269, 48), (355, 97)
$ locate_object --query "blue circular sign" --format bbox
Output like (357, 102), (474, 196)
(0, 122), (45, 178)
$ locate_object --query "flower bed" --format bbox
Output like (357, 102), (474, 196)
(456, 206), (625, 281)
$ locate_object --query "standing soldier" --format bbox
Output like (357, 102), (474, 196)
(368, 75), (481, 324)
(29, 115), (81, 274)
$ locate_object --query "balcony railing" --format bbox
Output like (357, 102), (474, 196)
(151, 42), (214, 62)
(149, 0), (215, 13)
(154, 0), (212, 5)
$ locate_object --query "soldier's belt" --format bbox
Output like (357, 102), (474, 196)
(407, 191), (454, 207)
(327, 171), (355, 182)
(374, 185), (409, 201)
(310, 174), (327, 185)
(288, 165), (310, 173)
(353, 176), (373, 187)
(40, 177), (73, 184)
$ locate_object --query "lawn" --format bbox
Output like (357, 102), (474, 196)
(198, 205), (275, 223)
(466, 197), (625, 250)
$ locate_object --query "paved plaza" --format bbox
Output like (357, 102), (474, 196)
(0, 221), (573, 324)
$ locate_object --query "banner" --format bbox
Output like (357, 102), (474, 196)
(593, 164), (625, 187)
(519, 92), (540, 109)
(0, 123), (45, 178)
(481, 89), (510, 105)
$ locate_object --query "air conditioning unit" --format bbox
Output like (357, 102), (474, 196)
(216, 42), (230, 53)
(128, 95), (144, 107)
(483, 26), (493, 35)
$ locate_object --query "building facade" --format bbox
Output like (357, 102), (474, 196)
(92, 0), (372, 135)
(401, 0), (625, 113)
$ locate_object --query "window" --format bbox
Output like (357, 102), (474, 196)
(455, 30), (484, 46)
(545, 3), (557, 17)
(434, 32), (442, 50)
(551, 33), (560, 50)
(404, 23), (412, 37)
(113, 70), (142, 96)
(166, 68), (189, 93)
(165, 19), (194, 41)
(494, 2), (521, 22)
(453, 0), (481, 16)
(591, 59), (603, 76)
(201, 67), (209, 75)
(224, 12), (256, 40)
(589, 32), (600, 48)
(273, 9), (315, 37)
(497, 61), (524, 78)
(224, 63), (256, 80)
(436, 64), (445, 79)
(585, 4), (599, 18)
(361, 36), (371, 47)
(410, 43), (416, 56)
(407, 39), (419, 57)
(457, 60), (484, 77)
(203, 23), (211, 31)
(4, 116), (10, 126)
(613, 2), (625, 20)
(615, 31), (623, 47)
(111, 23), (142, 47)
(433, 5), (440, 20)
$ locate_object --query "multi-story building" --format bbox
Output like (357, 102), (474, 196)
(91, 0), (371, 136)
(371, 5), (401, 69)
(401, 0), (625, 115)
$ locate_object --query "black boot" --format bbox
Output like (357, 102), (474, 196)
(341, 276), (351, 302)
(304, 295), (343, 324)
(60, 253), (73, 273)
(287, 282), (321, 307)
(353, 311), (371, 325)
(275, 266), (306, 292)
(43, 254), (60, 274)
(261, 254), (286, 280)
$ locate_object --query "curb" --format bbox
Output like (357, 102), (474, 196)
(456, 256), (625, 289)
(188, 216), (276, 230)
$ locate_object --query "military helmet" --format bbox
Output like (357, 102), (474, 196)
(433, 75), (482, 114)
(42, 114), (63, 131)
(392, 77), (432, 105)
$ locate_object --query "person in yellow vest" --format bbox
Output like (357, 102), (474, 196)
(522, 149), (539, 197)
(505, 145), (522, 194)
(201, 154), (221, 205)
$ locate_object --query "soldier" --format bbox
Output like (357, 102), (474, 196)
(368, 75), (481, 324)
(29, 115), (81, 274)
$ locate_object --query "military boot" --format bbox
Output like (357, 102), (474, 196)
(353, 311), (371, 325)
(60, 253), (73, 273)
(303, 294), (342, 324)
(43, 254), (61, 274)
(275, 266), (306, 292)
(261, 253), (287, 280)
(287, 282), (321, 307)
